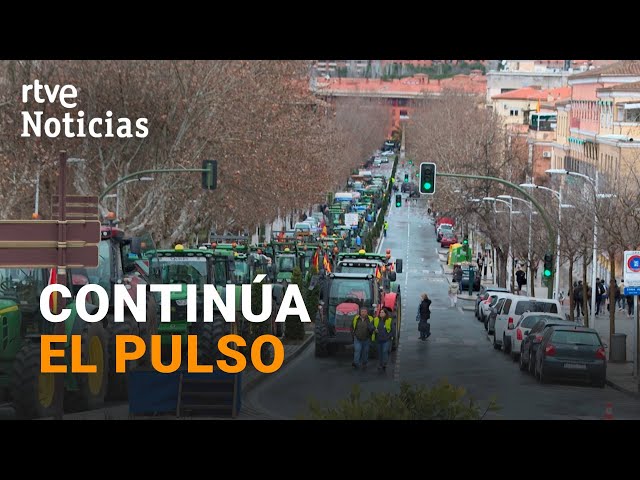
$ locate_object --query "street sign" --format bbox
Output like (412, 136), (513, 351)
(52, 204), (99, 220)
(0, 245), (99, 268)
(624, 251), (640, 288)
(624, 287), (640, 296)
(0, 220), (100, 245)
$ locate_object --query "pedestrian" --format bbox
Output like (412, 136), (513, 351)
(558, 290), (565, 306)
(351, 306), (374, 369)
(618, 280), (625, 310)
(448, 281), (458, 308)
(383, 220), (388, 238)
(595, 278), (605, 316)
(372, 308), (394, 372)
(515, 267), (526, 295)
(573, 281), (582, 319)
(453, 264), (463, 293)
(356, 234), (362, 247)
(627, 293), (634, 317)
(417, 293), (432, 340)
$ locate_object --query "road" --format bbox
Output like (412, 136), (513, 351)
(243, 168), (640, 420)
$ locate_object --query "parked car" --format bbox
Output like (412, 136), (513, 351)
(506, 312), (552, 362)
(381, 150), (395, 157)
(459, 265), (481, 292)
(479, 293), (503, 324)
(373, 158), (382, 168)
(518, 314), (573, 374)
(436, 224), (453, 241)
(534, 325), (607, 388)
(475, 286), (509, 318)
(486, 294), (512, 334)
(440, 232), (458, 248)
(493, 296), (562, 352)
(380, 156), (390, 164)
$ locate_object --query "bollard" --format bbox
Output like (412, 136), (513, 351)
(468, 269), (475, 296)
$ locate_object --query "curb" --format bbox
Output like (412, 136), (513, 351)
(242, 332), (315, 394)
(605, 378), (640, 398)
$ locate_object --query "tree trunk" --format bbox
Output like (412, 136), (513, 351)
(609, 250), (616, 349)
(582, 259), (589, 328)
(498, 250), (508, 289)
(529, 259), (535, 297)
(568, 258), (574, 321)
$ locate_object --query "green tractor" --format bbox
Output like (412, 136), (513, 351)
(0, 268), (109, 419)
(147, 245), (234, 364)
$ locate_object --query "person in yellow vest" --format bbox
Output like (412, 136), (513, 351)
(351, 306), (374, 369)
(372, 308), (394, 371)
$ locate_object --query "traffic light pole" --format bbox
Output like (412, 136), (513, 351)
(100, 166), (213, 201)
(436, 172), (556, 299)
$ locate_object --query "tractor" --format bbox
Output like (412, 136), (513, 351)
(0, 268), (109, 419)
(336, 250), (403, 295)
(73, 215), (159, 400)
(314, 272), (401, 357)
(147, 245), (234, 365)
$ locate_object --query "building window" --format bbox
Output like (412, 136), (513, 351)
(510, 110), (519, 116)
(625, 108), (640, 123)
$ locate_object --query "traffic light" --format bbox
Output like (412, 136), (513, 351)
(419, 162), (436, 194)
(202, 160), (218, 190)
(543, 253), (553, 278)
(408, 160), (413, 165)
(395, 194), (402, 207)
(462, 237), (468, 246)
(403, 173), (409, 183)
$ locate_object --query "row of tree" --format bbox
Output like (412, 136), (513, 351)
(0, 60), (389, 246)
(406, 92), (640, 344)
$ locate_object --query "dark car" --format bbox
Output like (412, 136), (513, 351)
(519, 315), (574, 374)
(533, 325), (607, 387)
(475, 286), (509, 318)
(459, 265), (480, 292)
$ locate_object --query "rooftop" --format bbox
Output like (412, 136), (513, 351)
(492, 86), (571, 102)
(597, 80), (640, 93)
(569, 60), (640, 80)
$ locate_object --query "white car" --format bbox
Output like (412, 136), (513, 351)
(493, 296), (562, 353)
(505, 312), (550, 362)
(479, 293), (501, 323)
(381, 150), (395, 157)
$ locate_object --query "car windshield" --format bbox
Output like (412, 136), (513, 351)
(157, 257), (207, 288)
(232, 260), (250, 284)
(515, 301), (558, 315)
(518, 316), (543, 328)
(551, 330), (601, 346)
(278, 256), (295, 272)
(329, 279), (371, 306)
(0, 268), (44, 305)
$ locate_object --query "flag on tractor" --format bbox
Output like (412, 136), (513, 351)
(323, 253), (332, 273)
(312, 250), (320, 269)
(375, 266), (382, 280)
(48, 268), (57, 314)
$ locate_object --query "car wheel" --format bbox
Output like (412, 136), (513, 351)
(503, 335), (511, 354)
(519, 348), (527, 371)
(493, 333), (501, 350)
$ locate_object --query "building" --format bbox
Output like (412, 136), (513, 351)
(313, 73), (487, 135)
(491, 86), (570, 127)
(551, 61), (640, 180)
(486, 70), (573, 105)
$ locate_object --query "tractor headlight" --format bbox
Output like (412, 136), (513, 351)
(175, 299), (187, 306)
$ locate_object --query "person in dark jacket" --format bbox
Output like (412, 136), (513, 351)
(418, 293), (432, 340)
(351, 307), (374, 369)
(453, 265), (463, 293)
(372, 308), (394, 371)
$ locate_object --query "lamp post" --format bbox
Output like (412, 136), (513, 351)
(545, 168), (613, 322)
(483, 196), (513, 291)
(498, 195), (533, 295)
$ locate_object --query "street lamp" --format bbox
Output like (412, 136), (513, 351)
(110, 177), (155, 218)
(545, 168), (605, 322)
(483, 196), (514, 291)
(498, 195), (533, 295)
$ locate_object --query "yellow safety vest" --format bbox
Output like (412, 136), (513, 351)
(352, 315), (374, 330)
(372, 317), (392, 341)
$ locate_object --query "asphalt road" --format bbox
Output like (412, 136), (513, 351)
(243, 169), (640, 420)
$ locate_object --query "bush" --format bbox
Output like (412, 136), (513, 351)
(285, 266), (306, 341)
(306, 380), (499, 420)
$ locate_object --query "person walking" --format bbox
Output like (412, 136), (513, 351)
(418, 293), (432, 340)
(515, 267), (526, 295)
(372, 308), (394, 372)
(477, 256), (484, 279)
(573, 281), (582, 319)
(383, 221), (388, 238)
(595, 278), (605, 316)
(618, 280), (625, 310)
(448, 281), (458, 308)
(351, 306), (374, 369)
(453, 264), (463, 293)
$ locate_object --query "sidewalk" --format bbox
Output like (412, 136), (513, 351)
(61, 328), (315, 420)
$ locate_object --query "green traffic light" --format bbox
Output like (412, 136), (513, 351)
(543, 269), (552, 277)
(423, 182), (432, 190)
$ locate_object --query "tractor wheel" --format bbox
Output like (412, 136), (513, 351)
(196, 317), (228, 365)
(138, 291), (159, 366)
(106, 316), (139, 401)
(391, 302), (401, 351)
(10, 342), (63, 419)
(65, 322), (109, 412)
(314, 322), (329, 357)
